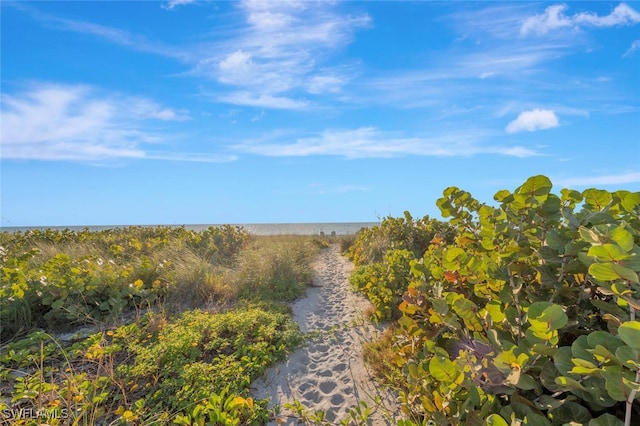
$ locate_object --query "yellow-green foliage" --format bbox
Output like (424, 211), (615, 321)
(354, 176), (640, 426)
(0, 306), (301, 425)
(347, 213), (455, 321)
(347, 211), (455, 266)
(0, 227), (318, 425)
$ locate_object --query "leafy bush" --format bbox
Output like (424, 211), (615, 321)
(0, 305), (302, 425)
(347, 211), (455, 266)
(350, 249), (416, 321)
(0, 226), (249, 339)
(355, 176), (640, 425)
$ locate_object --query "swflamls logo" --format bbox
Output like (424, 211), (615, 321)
(1, 408), (70, 420)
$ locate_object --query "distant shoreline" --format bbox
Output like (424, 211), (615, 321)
(0, 222), (380, 236)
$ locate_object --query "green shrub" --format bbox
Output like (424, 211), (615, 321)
(347, 211), (455, 266)
(350, 249), (416, 321)
(356, 176), (640, 425)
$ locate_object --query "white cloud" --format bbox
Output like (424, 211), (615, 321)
(521, 4), (575, 35)
(557, 172), (640, 187)
(624, 40), (640, 57)
(196, 1), (370, 107)
(521, 3), (640, 36)
(574, 3), (640, 27)
(0, 83), (231, 163)
(217, 92), (308, 110)
(233, 127), (540, 159)
(162, 0), (197, 10)
(506, 109), (560, 133)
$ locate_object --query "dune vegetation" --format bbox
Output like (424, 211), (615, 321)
(348, 175), (640, 426)
(1, 226), (324, 424)
(2, 174), (639, 426)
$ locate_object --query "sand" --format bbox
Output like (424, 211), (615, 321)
(251, 244), (399, 425)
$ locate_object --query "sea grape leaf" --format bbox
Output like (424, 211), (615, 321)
(429, 353), (462, 384)
(587, 331), (626, 353)
(589, 262), (639, 283)
(617, 321), (640, 349)
(533, 394), (563, 410)
(621, 192), (640, 213)
(539, 304), (568, 331)
(555, 376), (587, 392)
(610, 226), (635, 252)
(561, 188), (583, 205)
(545, 230), (566, 251)
(587, 244), (629, 262)
(555, 347), (579, 378)
(583, 189), (613, 211)
(579, 226), (603, 245)
(588, 413), (624, 426)
(615, 345), (640, 368)
(548, 401), (592, 425)
(485, 414), (509, 426)
(570, 357), (600, 375)
(517, 175), (553, 198)
(516, 373), (538, 391)
(601, 366), (629, 401)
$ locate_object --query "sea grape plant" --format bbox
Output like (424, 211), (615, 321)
(376, 176), (639, 425)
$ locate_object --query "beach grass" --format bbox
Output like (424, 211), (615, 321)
(0, 227), (325, 425)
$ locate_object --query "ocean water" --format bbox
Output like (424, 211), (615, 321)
(0, 222), (379, 236)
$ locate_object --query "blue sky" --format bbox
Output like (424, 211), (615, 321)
(1, 1), (639, 226)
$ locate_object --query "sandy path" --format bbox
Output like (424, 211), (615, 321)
(251, 245), (398, 425)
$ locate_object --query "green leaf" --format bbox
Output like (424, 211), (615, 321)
(539, 304), (568, 331)
(517, 175), (553, 197)
(528, 301), (553, 320)
(555, 347), (579, 378)
(610, 226), (635, 252)
(572, 354), (603, 375)
(618, 321), (640, 349)
(580, 226), (603, 245)
(517, 374), (538, 391)
(588, 244), (629, 262)
(602, 366), (630, 401)
(561, 188), (583, 205)
(545, 230), (566, 251)
(485, 414), (509, 426)
(588, 413), (624, 426)
(548, 401), (592, 425)
(615, 345), (640, 368)
(533, 394), (563, 410)
(621, 192), (640, 213)
(554, 376), (586, 391)
(583, 189), (613, 211)
(429, 354), (461, 384)
(589, 262), (639, 283)
(587, 331), (626, 352)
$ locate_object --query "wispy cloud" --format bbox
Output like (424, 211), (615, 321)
(162, 0), (197, 10)
(521, 3), (640, 36)
(217, 92), (309, 110)
(506, 109), (560, 133)
(556, 172), (640, 187)
(623, 40), (640, 57)
(8, 2), (188, 60)
(233, 127), (541, 159)
(196, 1), (371, 108)
(0, 83), (232, 163)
